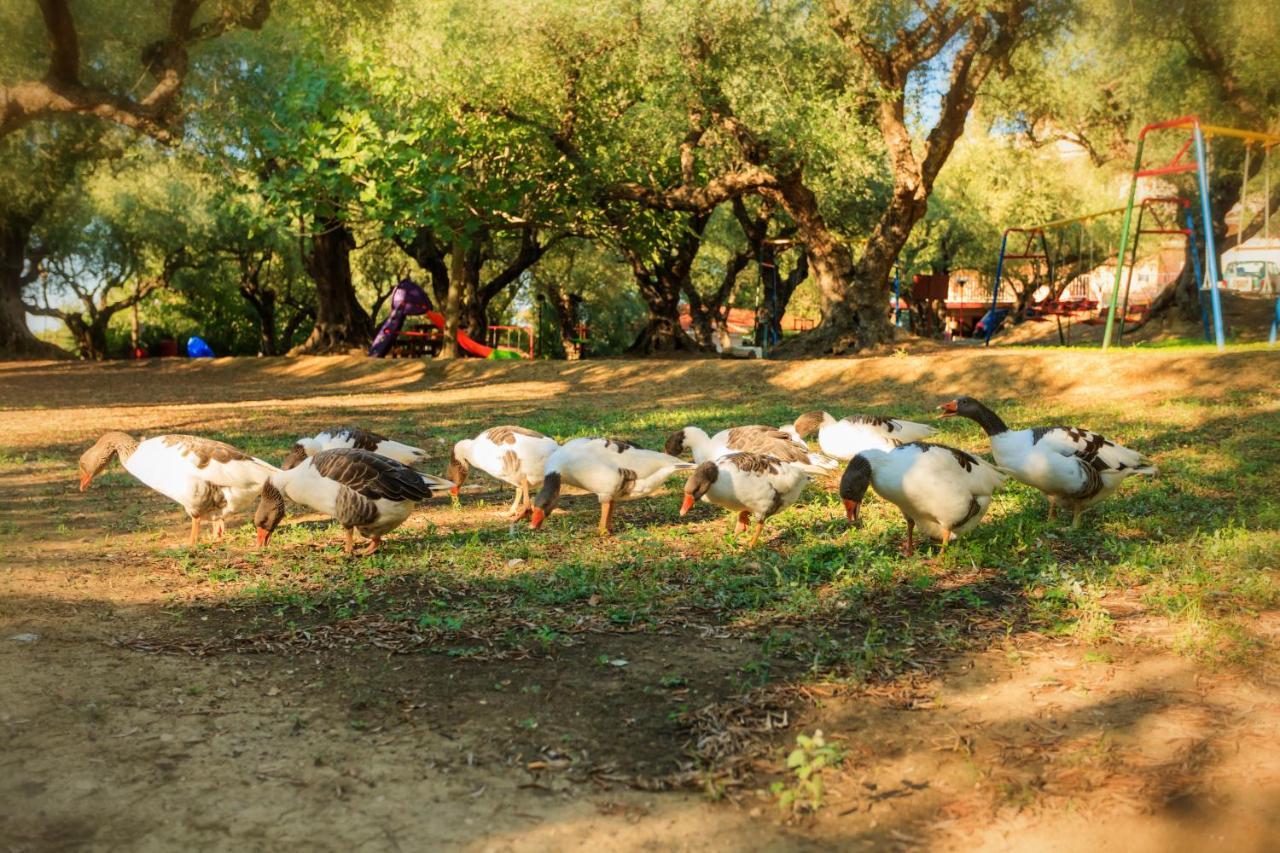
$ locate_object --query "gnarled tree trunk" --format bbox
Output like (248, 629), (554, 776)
(295, 217), (370, 354)
(0, 218), (65, 359)
(622, 212), (711, 355)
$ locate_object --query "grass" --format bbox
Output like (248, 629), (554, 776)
(87, 385), (1272, 682)
(4, 355), (1276, 725)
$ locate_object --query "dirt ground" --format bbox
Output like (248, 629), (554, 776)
(2, 350), (1278, 852)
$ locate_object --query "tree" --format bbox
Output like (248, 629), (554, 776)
(0, 0), (270, 142)
(24, 148), (205, 358)
(0, 120), (105, 357)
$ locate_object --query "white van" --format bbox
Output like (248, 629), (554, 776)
(1220, 238), (1280, 297)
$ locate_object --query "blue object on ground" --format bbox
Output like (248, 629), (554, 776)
(186, 336), (215, 358)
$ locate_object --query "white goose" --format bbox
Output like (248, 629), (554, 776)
(665, 425), (838, 470)
(78, 432), (277, 546)
(840, 443), (1010, 555)
(789, 411), (936, 460)
(530, 438), (694, 535)
(255, 448), (452, 555)
(939, 396), (1157, 527)
(446, 425), (561, 519)
(283, 426), (428, 470)
(680, 452), (823, 547)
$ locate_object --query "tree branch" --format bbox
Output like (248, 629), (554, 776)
(1, 0), (271, 142)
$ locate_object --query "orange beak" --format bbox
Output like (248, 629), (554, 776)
(530, 508), (545, 529)
(842, 499), (861, 524)
(256, 527), (271, 548)
(938, 401), (959, 418)
(679, 494), (696, 516)
(79, 473), (91, 492)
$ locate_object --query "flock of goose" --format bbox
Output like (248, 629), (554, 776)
(77, 397), (1157, 557)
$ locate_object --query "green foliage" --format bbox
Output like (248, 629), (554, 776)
(770, 730), (845, 815)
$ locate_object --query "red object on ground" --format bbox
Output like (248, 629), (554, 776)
(422, 311), (494, 358)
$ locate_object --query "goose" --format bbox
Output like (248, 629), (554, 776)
(446, 425), (561, 519)
(938, 396), (1157, 527)
(529, 438), (694, 535)
(839, 443), (1010, 555)
(680, 451), (824, 547)
(282, 426), (428, 470)
(790, 411), (936, 460)
(78, 432), (277, 546)
(255, 448), (453, 555)
(665, 425), (838, 470)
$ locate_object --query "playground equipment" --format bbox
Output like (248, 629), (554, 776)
(368, 279), (533, 359)
(1102, 116), (1280, 351)
(1111, 196), (1202, 343)
(983, 207), (1125, 346)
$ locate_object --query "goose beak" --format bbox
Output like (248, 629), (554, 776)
(937, 401), (959, 418)
(256, 527), (271, 548)
(529, 508), (545, 529)
(842, 499), (861, 524)
(78, 473), (91, 492)
(679, 494), (696, 516)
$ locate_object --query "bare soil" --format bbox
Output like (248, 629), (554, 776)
(2, 351), (1278, 851)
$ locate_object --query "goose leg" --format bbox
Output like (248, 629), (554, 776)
(939, 528), (952, 555)
(343, 528), (355, 556)
(1071, 509), (1083, 530)
(1046, 501), (1057, 521)
(509, 477), (532, 520)
(901, 517), (915, 557)
(747, 521), (765, 549)
(360, 536), (382, 556)
(188, 516), (201, 547)
(734, 510), (751, 535)
(212, 518), (226, 539)
(598, 500), (614, 536)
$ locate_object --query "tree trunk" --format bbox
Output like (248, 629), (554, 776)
(64, 313), (108, 360)
(766, 173), (896, 356)
(459, 242), (487, 340)
(756, 248), (807, 348)
(241, 286), (278, 356)
(629, 275), (697, 354)
(439, 242), (468, 359)
(0, 218), (65, 359)
(294, 218), (370, 354)
(548, 287), (584, 355)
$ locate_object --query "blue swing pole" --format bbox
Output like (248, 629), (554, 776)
(1192, 125), (1227, 351)
(984, 231), (1010, 346)
(1182, 206), (1211, 342)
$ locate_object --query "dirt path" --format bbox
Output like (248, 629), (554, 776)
(2, 353), (1278, 851)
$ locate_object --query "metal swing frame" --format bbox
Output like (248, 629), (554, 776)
(1101, 116), (1280, 351)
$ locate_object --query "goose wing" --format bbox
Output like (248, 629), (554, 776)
(311, 449), (433, 502)
(1030, 427), (1156, 473)
(157, 435), (276, 487)
(843, 415), (936, 443)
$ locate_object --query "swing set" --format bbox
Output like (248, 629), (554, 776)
(1102, 116), (1280, 351)
(982, 206), (1126, 346)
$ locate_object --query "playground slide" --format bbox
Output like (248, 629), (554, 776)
(423, 311), (495, 358)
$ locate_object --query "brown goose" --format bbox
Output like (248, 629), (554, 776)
(78, 432), (277, 545)
(446, 425), (561, 518)
(665, 425), (838, 470)
(255, 448), (452, 555)
(282, 426), (428, 469)
(529, 438), (694, 535)
(680, 451), (823, 547)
